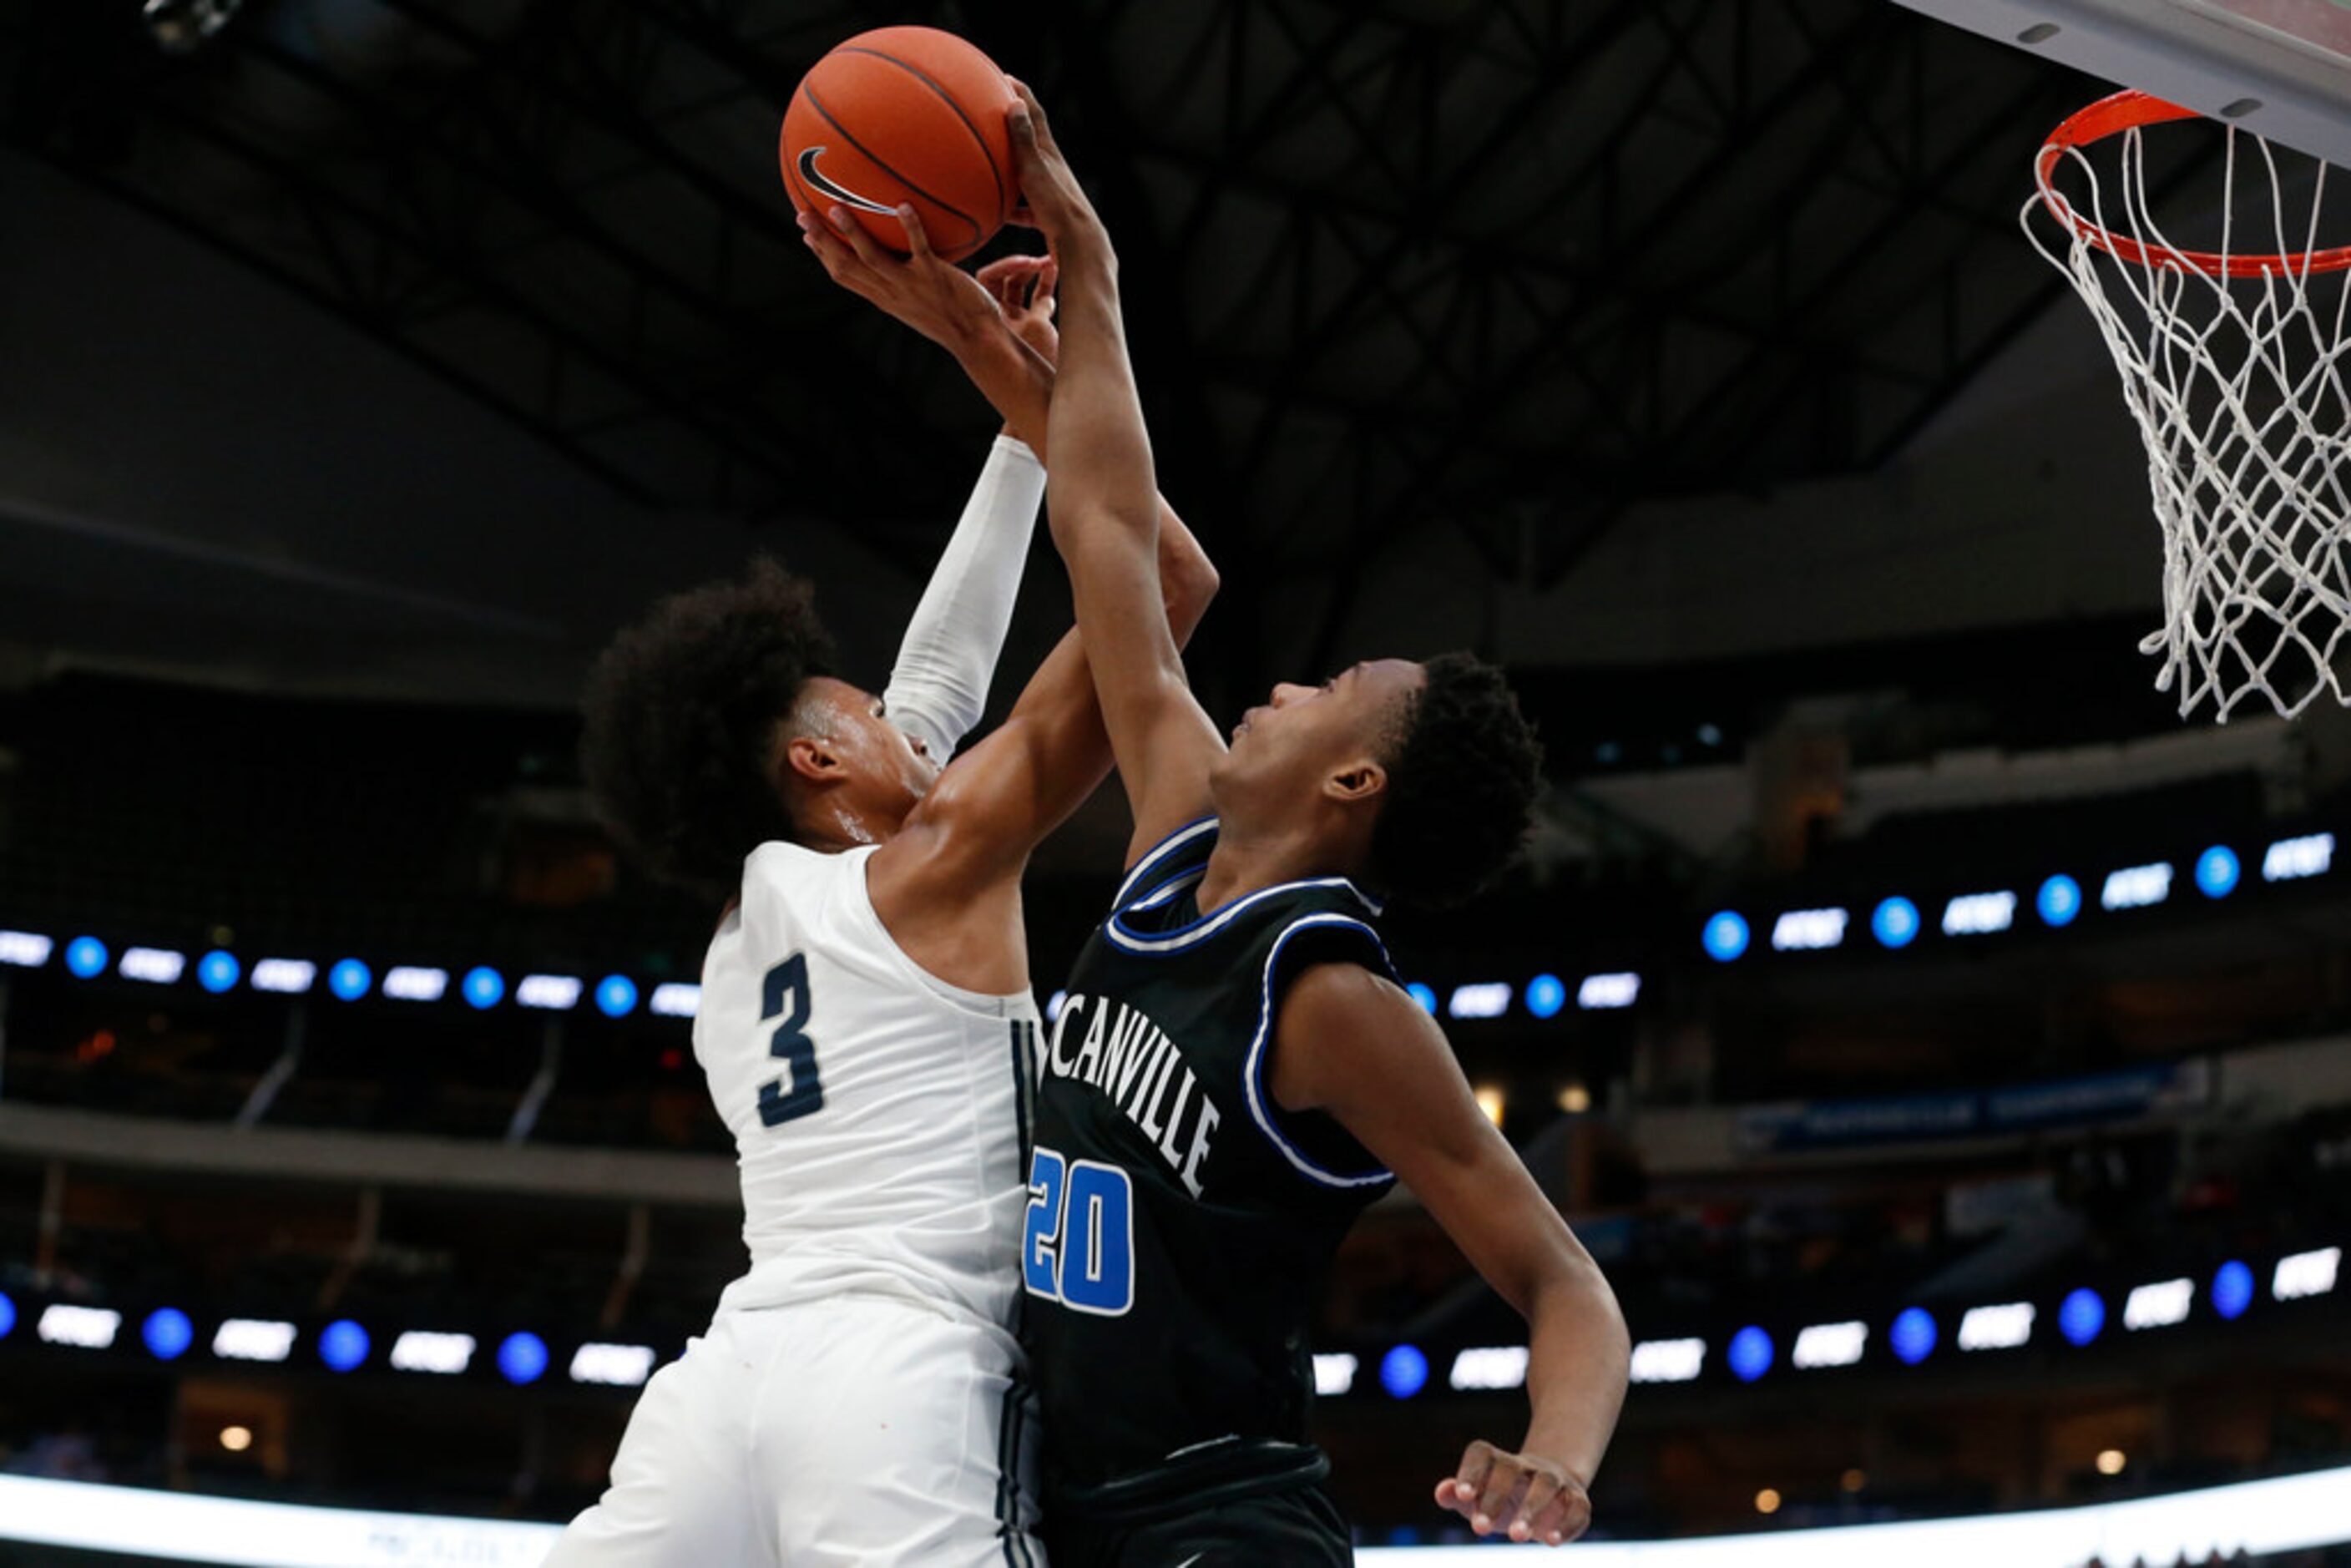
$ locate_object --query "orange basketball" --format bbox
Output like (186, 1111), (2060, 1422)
(780, 27), (1018, 266)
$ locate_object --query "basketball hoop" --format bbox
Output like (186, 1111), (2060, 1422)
(2027, 89), (2351, 721)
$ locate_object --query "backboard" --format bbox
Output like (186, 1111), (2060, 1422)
(1889, 0), (2351, 165)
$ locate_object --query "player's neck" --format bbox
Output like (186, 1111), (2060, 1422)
(1194, 826), (1349, 917)
(794, 796), (897, 852)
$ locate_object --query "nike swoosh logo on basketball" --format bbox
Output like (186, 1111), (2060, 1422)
(797, 147), (897, 215)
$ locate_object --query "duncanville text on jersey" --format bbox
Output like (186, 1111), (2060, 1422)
(1044, 994), (1221, 1198)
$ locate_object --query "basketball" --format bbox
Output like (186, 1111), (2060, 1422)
(779, 27), (1019, 265)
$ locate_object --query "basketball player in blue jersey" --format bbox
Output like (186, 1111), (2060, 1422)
(556, 236), (1214, 1565)
(1004, 84), (1631, 1563)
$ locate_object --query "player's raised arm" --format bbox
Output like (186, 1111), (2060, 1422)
(1009, 84), (1230, 864)
(1272, 966), (1630, 1547)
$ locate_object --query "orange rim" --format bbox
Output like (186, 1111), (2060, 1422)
(2035, 89), (2351, 277)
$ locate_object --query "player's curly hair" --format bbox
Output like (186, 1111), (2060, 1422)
(1366, 651), (1545, 908)
(580, 559), (837, 906)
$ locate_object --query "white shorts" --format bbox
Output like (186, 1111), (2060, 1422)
(545, 1294), (1043, 1568)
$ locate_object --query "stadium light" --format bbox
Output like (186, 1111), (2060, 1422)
(1627, 1338), (1706, 1385)
(2101, 862), (2173, 910)
(389, 1331), (475, 1375)
(2212, 1260), (2256, 1321)
(1404, 983), (1437, 1015)
(2263, 832), (2334, 882)
(251, 959), (316, 995)
(382, 967), (447, 1004)
(327, 960), (372, 1002)
(1727, 1326), (1774, 1383)
(2058, 1288), (2106, 1347)
(594, 976), (638, 1019)
(2273, 1247), (2341, 1302)
(1942, 891), (2017, 936)
(516, 975), (580, 1011)
(38, 1305), (120, 1349)
(142, 1308), (195, 1361)
(1957, 1302), (2035, 1351)
(2037, 875), (2083, 927)
(2124, 1279), (2193, 1331)
(649, 983), (700, 1019)
(1577, 972), (1641, 1009)
(460, 967), (505, 1009)
(1888, 1307), (1937, 1365)
(569, 1343), (656, 1388)
(0, 931), (53, 968)
(1379, 1344), (1429, 1399)
(1770, 908), (1848, 952)
(1447, 983), (1512, 1020)
(318, 1320), (370, 1373)
(212, 1319), (296, 1363)
(120, 947), (186, 984)
(1448, 1346), (1529, 1391)
(2196, 846), (2241, 898)
(12, 1462), (2351, 1566)
(64, 937), (109, 979)
(1871, 897), (1920, 949)
(1312, 1353), (1358, 1396)
(196, 951), (240, 994)
(0, 1292), (13, 1340)
(1524, 974), (1567, 1019)
(496, 1333), (549, 1386)
(1703, 912), (1750, 962)
(1791, 1321), (1867, 1370)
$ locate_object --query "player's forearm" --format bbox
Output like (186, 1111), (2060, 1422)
(948, 319), (1058, 453)
(1519, 1256), (1630, 1489)
(882, 436), (1045, 761)
(1045, 246), (1163, 566)
(1160, 503), (1219, 646)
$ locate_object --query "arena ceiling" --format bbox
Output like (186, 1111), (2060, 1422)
(4, 0), (2207, 682)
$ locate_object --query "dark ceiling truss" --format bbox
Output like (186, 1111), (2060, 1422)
(2, 0), (2182, 680)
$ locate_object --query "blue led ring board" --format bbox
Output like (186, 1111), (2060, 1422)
(1887, 0), (2351, 169)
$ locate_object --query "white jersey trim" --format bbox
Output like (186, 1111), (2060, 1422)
(1111, 817), (1218, 910)
(1241, 913), (1398, 1191)
(1105, 874), (1383, 957)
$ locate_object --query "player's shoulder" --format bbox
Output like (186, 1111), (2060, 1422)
(1276, 957), (1418, 1034)
(738, 837), (866, 915)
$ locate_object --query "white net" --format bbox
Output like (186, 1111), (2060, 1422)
(2025, 105), (2351, 721)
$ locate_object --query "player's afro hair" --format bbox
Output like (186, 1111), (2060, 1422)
(1366, 651), (1545, 909)
(580, 559), (837, 906)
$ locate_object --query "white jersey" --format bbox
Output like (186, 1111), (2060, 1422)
(696, 839), (1040, 1331)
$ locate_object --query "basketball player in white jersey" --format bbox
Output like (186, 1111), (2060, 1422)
(554, 233), (1216, 1566)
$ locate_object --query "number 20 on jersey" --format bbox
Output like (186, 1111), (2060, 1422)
(1023, 1147), (1135, 1315)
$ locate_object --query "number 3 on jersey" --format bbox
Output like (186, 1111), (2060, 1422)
(756, 953), (824, 1126)
(1023, 1147), (1134, 1315)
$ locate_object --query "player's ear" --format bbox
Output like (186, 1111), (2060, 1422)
(784, 732), (844, 783)
(1325, 757), (1387, 804)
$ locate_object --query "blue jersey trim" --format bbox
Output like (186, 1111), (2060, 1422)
(1125, 866), (1206, 916)
(1112, 817), (1218, 911)
(1105, 875), (1383, 956)
(1241, 913), (1399, 1191)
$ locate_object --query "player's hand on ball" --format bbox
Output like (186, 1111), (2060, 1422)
(1004, 81), (1104, 253)
(798, 200), (1000, 352)
(1435, 1439), (1592, 1546)
(977, 254), (1058, 363)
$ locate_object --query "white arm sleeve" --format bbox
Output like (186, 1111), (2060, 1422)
(882, 434), (1046, 762)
